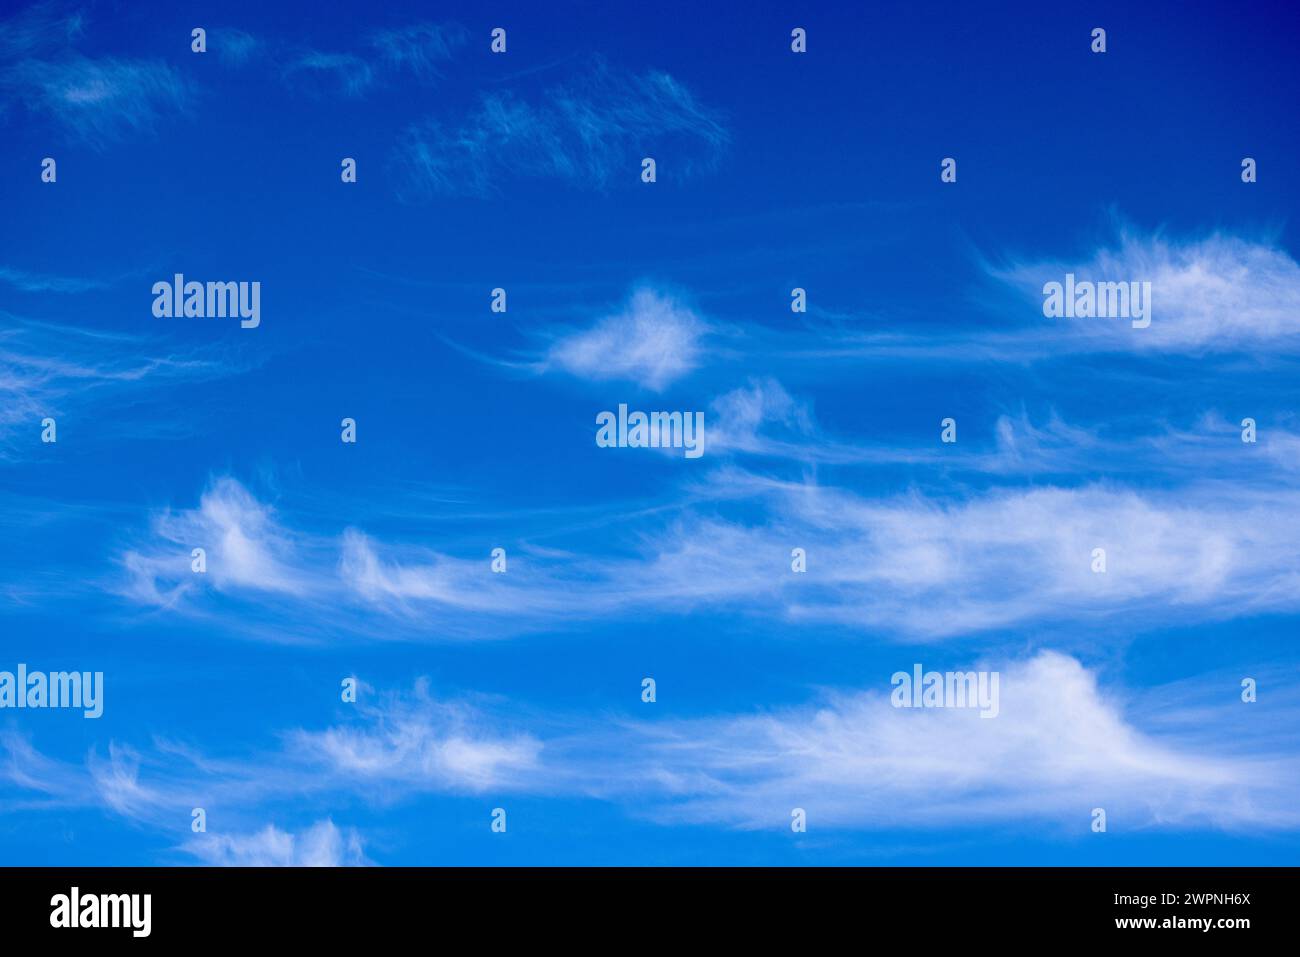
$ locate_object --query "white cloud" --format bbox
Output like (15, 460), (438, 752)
(621, 651), (1299, 830)
(6, 658), (1298, 852)
(544, 287), (709, 390)
(0, 319), (239, 462)
(117, 463), (1300, 642)
(281, 51), (375, 98)
(337, 527), (605, 628)
(1, 682), (543, 849)
(0, 4), (84, 58)
(288, 682), (543, 793)
(89, 744), (161, 818)
(707, 377), (814, 455)
(641, 475), (1300, 636)
(212, 28), (261, 68)
(799, 229), (1300, 365)
(118, 478), (604, 636)
(183, 819), (368, 866)
(502, 460), (1299, 639)
(367, 22), (466, 79)
(278, 22), (465, 97)
(0, 6), (189, 146)
(122, 477), (312, 605)
(393, 59), (728, 198)
(996, 230), (1300, 353)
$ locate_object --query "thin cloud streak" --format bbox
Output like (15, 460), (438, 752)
(392, 58), (729, 198)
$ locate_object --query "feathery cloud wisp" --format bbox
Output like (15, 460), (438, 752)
(393, 59), (728, 198)
(0, 6), (188, 145)
(993, 229), (1300, 354)
(616, 651), (1300, 831)
(182, 819), (369, 866)
(542, 286), (711, 391)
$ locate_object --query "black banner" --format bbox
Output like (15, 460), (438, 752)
(0, 866), (1284, 943)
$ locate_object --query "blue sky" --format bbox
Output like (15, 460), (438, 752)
(2, 0), (1300, 865)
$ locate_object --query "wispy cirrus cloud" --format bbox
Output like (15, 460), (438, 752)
(210, 27), (261, 68)
(0, 1), (82, 57)
(279, 22), (466, 98)
(114, 459), (1300, 643)
(119, 477), (315, 608)
(705, 381), (1300, 481)
(348, 469), (1300, 639)
(287, 680), (544, 794)
(42, 734), (369, 866)
(991, 229), (1300, 354)
(611, 651), (1300, 831)
(117, 475), (608, 636)
(0, 265), (109, 293)
(0, 680), (543, 863)
(6, 653), (1296, 857)
(792, 228), (1300, 366)
(657, 472), (1300, 637)
(541, 286), (712, 391)
(0, 4), (189, 145)
(393, 58), (729, 198)
(0, 317), (244, 461)
(54, 691), (524, 808)
(368, 22), (467, 80)
(280, 51), (376, 98)
(182, 820), (369, 867)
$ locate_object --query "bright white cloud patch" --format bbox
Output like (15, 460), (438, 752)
(998, 230), (1300, 353)
(117, 466), (1300, 641)
(640, 475), (1300, 636)
(122, 477), (311, 606)
(544, 287), (709, 390)
(626, 651), (1299, 830)
(288, 682), (543, 793)
(5, 658), (1297, 847)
